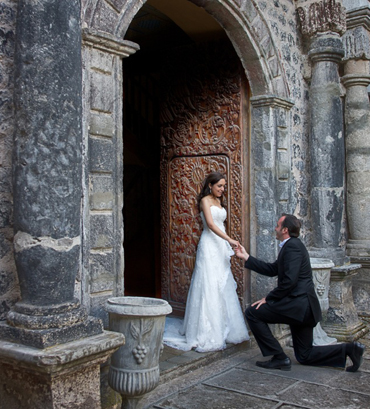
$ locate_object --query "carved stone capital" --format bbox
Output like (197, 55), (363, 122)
(342, 25), (370, 61)
(297, 0), (346, 38)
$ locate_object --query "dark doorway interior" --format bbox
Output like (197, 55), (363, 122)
(122, 1), (229, 298)
(123, 4), (194, 297)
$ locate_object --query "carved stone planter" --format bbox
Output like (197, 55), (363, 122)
(106, 297), (172, 409)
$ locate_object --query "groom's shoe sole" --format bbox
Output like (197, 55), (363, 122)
(256, 357), (291, 371)
(346, 342), (366, 372)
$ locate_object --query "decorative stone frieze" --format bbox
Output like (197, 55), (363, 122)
(297, 0), (346, 38)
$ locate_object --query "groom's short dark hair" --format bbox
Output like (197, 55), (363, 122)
(281, 214), (301, 238)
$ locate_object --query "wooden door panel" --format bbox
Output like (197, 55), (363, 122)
(168, 155), (229, 308)
(160, 41), (246, 315)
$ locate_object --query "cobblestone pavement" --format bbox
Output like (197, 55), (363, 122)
(141, 331), (370, 409)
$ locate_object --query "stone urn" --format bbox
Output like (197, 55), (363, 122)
(106, 296), (172, 409)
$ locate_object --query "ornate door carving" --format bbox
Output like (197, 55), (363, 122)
(160, 41), (248, 315)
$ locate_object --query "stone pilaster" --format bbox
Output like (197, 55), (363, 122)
(297, 0), (347, 266)
(249, 96), (294, 302)
(341, 3), (370, 320)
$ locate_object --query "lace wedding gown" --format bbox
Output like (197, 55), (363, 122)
(164, 206), (249, 352)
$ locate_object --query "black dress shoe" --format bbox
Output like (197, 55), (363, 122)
(256, 357), (291, 371)
(346, 341), (366, 372)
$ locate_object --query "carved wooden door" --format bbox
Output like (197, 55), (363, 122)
(160, 41), (248, 316)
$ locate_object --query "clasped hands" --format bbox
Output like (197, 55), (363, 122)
(231, 242), (267, 309)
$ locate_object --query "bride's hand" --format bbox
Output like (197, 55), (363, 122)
(228, 238), (240, 248)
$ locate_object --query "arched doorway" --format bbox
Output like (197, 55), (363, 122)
(122, 0), (250, 315)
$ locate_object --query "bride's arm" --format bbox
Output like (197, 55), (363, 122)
(201, 198), (240, 247)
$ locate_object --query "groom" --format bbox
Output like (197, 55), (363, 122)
(235, 213), (365, 372)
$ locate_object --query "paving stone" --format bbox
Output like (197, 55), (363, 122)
(152, 384), (278, 409)
(239, 359), (345, 385)
(277, 381), (370, 408)
(326, 370), (370, 395)
(203, 367), (298, 399)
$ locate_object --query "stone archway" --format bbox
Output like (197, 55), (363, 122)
(81, 0), (294, 317)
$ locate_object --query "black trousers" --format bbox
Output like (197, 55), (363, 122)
(245, 303), (347, 368)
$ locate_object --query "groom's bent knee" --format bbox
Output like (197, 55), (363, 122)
(245, 305), (256, 323)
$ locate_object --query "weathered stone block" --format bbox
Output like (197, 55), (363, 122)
(89, 136), (114, 172)
(90, 70), (114, 112)
(90, 293), (112, 328)
(89, 174), (114, 210)
(90, 112), (114, 137)
(277, 179), (289, 202)
(277, 151), (290, 179)
(90, 251), (115, 293)
(91, 1), (119, 35)
(90, 47), (113, 73)
(90, 212), (114, 249)
(240, 0), (258, 22)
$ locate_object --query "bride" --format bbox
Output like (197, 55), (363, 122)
(164, 172), (249, 352)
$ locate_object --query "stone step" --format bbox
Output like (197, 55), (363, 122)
(159, 340), (252, 384)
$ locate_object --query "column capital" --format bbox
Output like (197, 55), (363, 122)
(297, 0), (346, 38)
(342, 73), (370, 88)
(308, 33), (345, 63)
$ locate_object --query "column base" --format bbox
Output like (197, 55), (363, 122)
(322, 263), (369, 341)
(321, 320), (368, 342)
(0, 331), (124, 409)
(349, 255), (370, 318)
(0, 316), (103, 348)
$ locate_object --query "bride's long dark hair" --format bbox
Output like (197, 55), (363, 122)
(197, 171), (226, 210)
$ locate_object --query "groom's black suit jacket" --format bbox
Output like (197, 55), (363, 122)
(245, 237), (322, 325)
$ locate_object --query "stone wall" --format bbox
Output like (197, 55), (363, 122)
(257, 0), (312, 242)
(0, 0), (361, 326)
(0, 0), (18, 320)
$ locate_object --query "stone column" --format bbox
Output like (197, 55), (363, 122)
(0, 0), (102, 348)
(297, 0), (367, 340)
(341, 2), (370, 321)
(0, 1), (125, 407)
(297, 0), (347, 266)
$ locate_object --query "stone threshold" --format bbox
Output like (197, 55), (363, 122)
(158, 340), (253, 384)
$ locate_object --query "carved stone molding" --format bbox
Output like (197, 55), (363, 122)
(346, 5), (370, 31)
(82, 28), (139, 57)
(297, 0), (346, 38)
(250, 95), (294, 109)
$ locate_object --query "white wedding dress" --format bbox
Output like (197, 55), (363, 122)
(163, 206), (249, 352)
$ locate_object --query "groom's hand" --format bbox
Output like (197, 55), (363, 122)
(251, 297), (266, 309)
(235, 244), (250, 261)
